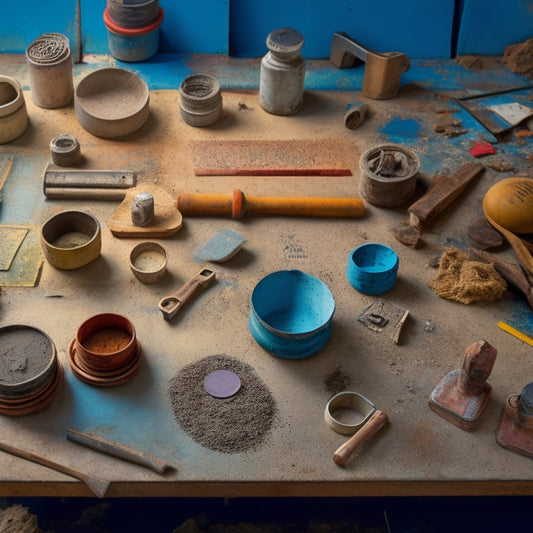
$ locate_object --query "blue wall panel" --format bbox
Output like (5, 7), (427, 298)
(457, 0), (533, 55)
(229, 0), (456, 59)
(81, 0), (108, 55)
(0, 0), (77, 54)
(0, 0), (530, 58)
(158, 1), (229, 55)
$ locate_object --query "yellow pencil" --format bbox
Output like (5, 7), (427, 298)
(498, 321), (533, 347)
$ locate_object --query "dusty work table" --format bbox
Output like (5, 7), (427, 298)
(0, 54), (532, 497)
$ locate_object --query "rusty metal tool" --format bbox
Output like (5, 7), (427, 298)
(177, 189), (365, 219)
(429, 340), (497, 431)
(67, 428), (172, 474)
(454, 85), (533, 137)
(0, 440), (110, 498)
(159, 268), (216, 321)
(330, 32), (410, 99)
(496, 383), (533, 459)
(333, 410), (389, 467)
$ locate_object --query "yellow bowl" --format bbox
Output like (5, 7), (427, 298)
(40, 210), (101, 270)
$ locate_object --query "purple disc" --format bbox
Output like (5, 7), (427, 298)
(204, 370), (241, 398)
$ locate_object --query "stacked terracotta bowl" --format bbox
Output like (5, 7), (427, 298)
(0, 325), (63, 416)
(68, 313), (142, 387)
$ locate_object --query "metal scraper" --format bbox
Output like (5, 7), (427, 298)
(487, 102), (533, 126)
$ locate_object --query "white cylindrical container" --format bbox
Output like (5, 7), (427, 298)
(259, 27), (305, 115)
(26, 33), (73, 109)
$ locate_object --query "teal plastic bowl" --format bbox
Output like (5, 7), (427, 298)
(347, 242), (399, 295)
(249, 270), (336, 359)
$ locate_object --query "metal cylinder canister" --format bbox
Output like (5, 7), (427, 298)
(26, 33), (73, 109)
(259, 27), (305, 116)
(179, 73), (223, 127)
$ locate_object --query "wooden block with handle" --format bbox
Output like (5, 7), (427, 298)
(407, 162), (484, 230)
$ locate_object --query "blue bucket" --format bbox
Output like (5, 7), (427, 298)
(347, 242), (399, 295)
(249, 270), (336, 359)
(104, 7), (163, 62)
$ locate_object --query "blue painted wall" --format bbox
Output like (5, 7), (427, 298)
(0, 0), (78, 54)
(229, 0), (455, 59)
(456, 0), (533, 55)
(0, 0), (530, 58)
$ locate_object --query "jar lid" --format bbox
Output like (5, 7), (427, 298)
(266, 27), (304, 56)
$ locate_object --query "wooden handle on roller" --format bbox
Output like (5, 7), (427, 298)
(0, 440), (110, 498)
(333, 410), (389, 467)
(67, 428), (172, 474)
(177, 189), (365, 218)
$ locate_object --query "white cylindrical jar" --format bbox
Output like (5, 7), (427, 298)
(259, 27), (305, 115)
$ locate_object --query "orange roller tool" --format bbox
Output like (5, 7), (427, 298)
(176, 189), (365, 219)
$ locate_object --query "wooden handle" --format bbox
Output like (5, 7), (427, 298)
(177, 189), (365, 219)
(333, 410), (389, 467)
(159, 268), (216, 320)
(458, 340), (497, 396)
(0, 440), (110, 498)
(407, 162), (484, 229)
(484, 211), (533, 275)
(67, 428), (171, 474)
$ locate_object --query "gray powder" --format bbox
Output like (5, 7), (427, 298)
(0, 328), (53, 385)
(168, 355), (277, 453)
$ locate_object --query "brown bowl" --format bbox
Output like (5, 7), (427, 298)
(68, 338), (142, 387)
(75, 313), (137, 371)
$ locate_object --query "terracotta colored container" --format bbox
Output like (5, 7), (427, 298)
(75, 313), (137, 371)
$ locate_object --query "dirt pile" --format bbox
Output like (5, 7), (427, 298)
(502, 38), (533, 78)
(0, 505), (44, 533)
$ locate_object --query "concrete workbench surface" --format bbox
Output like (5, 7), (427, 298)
(0, 54), (532, 497)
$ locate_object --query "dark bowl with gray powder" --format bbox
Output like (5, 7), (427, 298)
(0, 325), (57, 397)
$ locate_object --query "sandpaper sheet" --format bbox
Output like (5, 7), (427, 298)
(191, 139), (354, 176)
(0, 226), (28, 270)
(0, 228), (43, 287)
